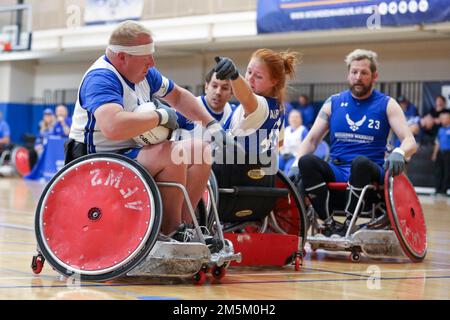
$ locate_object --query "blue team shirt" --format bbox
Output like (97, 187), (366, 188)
(176, 95), (236, 130)
(329, 89), (391, 167)
(224, 96), (284, 160)
(52, 117), (72, 137)
(438, 126), (450, 151)
(0, 120), (10, 139)
(79, 56), (174, 114)
(285, 103), (316, 129)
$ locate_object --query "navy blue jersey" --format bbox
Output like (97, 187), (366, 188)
(224, 96), (284, 161)
(176, 95), (235, 131)
(329, 89), (391, 167)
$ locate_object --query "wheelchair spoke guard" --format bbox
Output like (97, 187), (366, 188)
(35, 153), (162, 281)
(385, 172), (427, 262)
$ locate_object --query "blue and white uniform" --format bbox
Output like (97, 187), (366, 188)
(69, 55), (174, 156)
(223, 95), (284, 163)
(173, 95), (235, 140)
(328, 89), (391, 182)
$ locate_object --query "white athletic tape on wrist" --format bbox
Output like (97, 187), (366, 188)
(393, 147), (405, 157)
(156, 109), (168, 125)
(107, 43), (155, 56)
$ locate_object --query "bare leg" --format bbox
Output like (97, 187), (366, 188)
(179, 139), (212, 222)
(137, 141), (188, 235)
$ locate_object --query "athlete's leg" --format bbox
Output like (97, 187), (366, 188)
(346, 156), (382, 215)
(137, 141), (188, 235)
(298, 154), (336, 221)
(177, 138), (212, 223)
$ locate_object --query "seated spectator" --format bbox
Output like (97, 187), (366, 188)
(279, 109), (308, 174)
(397, 95), (418, 118)
(431, 110), (450, 197)
(0, 111), (11, 154)
(35, 108), (55, 156)
(52, 104), (71, 137)
(285, 94), (316, 129)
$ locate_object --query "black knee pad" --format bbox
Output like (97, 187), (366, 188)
(298, 154), (321, 173)
(351, 156), (373, 172)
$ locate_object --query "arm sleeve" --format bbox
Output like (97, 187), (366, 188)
(146, 67), (175, 99)
(80, 69), (124, 113)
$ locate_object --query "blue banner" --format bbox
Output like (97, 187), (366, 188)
(257, 0), (450, 33)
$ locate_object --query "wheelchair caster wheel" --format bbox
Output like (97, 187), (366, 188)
(211, 265), (226, 281)
(294, 256), (301, 271)
(350, 251), (361, 262)
(194, 271), (206, 285)
(31, 254), (45, 274)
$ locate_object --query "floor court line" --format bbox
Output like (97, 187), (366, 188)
(1, 275), (449, 290)
(0, 223), (34, 232)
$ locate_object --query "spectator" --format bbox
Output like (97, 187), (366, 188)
(279, 109), (308, 174)
(397, 95), (418, 118)
(391, 95), (420, 147)
(52, 104), (72, 137)
(429, 95), (447, 125)
(431, 109), (450, 197)
(418, 113), (439, 146)
(0, 111), (11, 154)
(286, 94), (316, 129)
(35, 108), (55, 156)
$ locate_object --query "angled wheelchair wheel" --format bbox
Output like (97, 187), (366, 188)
(34, 153), (163, 281)
(385, 172), (427, 262)
(271, 171), (307, 248)
(11, 146), (31, 176)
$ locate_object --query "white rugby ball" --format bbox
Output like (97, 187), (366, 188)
(132, 102), (170, 145)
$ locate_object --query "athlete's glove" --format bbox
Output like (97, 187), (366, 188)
(214, 56), (239, 81)
(155, 103), (179, 130)
(206, 120), (245, 163)
(384, 148), (405, 177)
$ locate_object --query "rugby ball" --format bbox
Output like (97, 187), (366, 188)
(132, 102), (170, 145)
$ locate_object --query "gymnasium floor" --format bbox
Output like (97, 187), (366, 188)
(0, 177), (449, 300)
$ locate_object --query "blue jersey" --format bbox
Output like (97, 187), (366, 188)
(0, 120), (10, 139)
(329, 89), (391, 167)
(224, 96), (284, 162)
(176, 95), (235, 131)
(52, 117), (72, 137)
(70, 55), (174, 153)
(438, 126), (450, 151)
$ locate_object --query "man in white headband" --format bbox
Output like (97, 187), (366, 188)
(68, 20), (224, 241)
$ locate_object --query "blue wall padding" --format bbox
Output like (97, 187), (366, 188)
(0, 103), (75, 144)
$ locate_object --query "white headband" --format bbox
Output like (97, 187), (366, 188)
(107, 43), (155, 56)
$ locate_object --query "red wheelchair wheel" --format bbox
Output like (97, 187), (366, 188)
(273, 171), (307, 248)
(12, 146), (31, 176)
(34, 153), (162, 281)
(385, 172), (427, 262)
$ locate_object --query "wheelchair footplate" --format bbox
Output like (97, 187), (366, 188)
(127, 240), (241, 280)
(308, 229), (406, 262)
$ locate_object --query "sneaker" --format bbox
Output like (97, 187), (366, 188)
(170, 223), (197, 242)
(321, 218), (343, 237)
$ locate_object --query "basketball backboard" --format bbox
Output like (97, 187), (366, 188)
(0, 4), (32, 52)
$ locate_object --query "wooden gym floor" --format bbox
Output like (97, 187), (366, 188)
(0, 177), (449, 300)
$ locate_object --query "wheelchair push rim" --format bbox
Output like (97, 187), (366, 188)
(385, 172), (427, 262)
(34, 153), (162, 281)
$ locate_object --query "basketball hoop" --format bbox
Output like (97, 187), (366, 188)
(0, 40), (12, 52)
